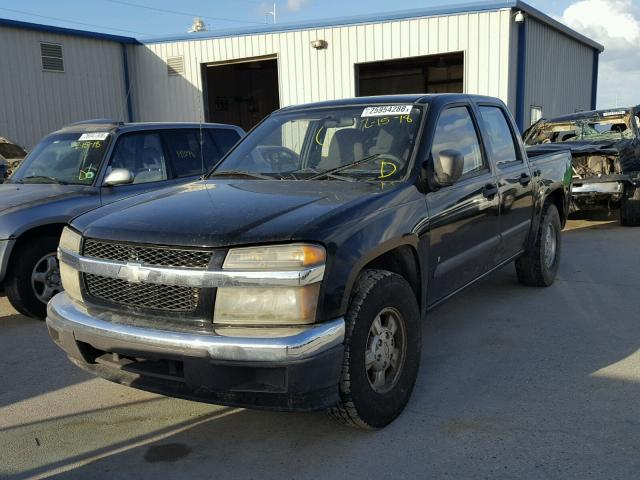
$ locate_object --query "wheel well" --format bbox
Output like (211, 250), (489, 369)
(360, 245), (421, 309)
(9, 224), (65, 265)
(546, 189), (566, 227)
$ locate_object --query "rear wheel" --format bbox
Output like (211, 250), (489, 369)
(515, 203), (561, 287)
(620, 187), (640, 226)
(329, 270), (421, 429)
(5, 236), (62, 319)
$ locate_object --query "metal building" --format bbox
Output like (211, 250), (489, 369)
(0, 0), (603, 147)
(131, 0), (603, 133)
(0, 18), (136, 149)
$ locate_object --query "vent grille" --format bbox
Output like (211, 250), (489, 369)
(84, 274), (200, 312)
(83, 239), (212, 269)
(41, 42), (64, 72)
(167, 56), (185, 75)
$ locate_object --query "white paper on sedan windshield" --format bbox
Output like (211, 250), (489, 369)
(78, 132), (109, 141)
(361, 105), (413, 117)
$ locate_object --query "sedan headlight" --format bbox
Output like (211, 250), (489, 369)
(58, 227), (83, 302)
(214, 244), (325, 325)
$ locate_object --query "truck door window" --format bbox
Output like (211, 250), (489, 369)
(163, 130), (222, 177)
(479, 106), (521, 166)
(110, 133), (168, 184)
(431, 106), (485, 178)
(209, 128), (242, 157)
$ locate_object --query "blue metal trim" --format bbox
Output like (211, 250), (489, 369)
(140, 0), (604, 51)
(515, 19), (527, 132)
(121, 44), (134, 122)
(590, 50), (599, 110)
(0, 17), (138, 43)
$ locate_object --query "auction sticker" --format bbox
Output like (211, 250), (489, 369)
(362, 105), (413, 117)
(78, 132), (110, 141)
(602, 111), (626, 117)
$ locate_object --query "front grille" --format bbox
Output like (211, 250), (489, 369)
(84, 274), (200, 312)
(83, 239), (212, 269)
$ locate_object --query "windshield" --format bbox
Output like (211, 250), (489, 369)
(10, 132), (111, 185)
(209, 104), (424, 181)
(0, 142), (27, 159)
(525, 114), (636, 145)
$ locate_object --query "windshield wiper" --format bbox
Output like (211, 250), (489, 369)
(19, 175), (68, 185)
(308, 154), (382, 181)
(208, 170), (274, 180)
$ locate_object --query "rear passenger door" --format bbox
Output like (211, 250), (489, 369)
(426, 104), (501, 303)
(477, 104), (534, 262)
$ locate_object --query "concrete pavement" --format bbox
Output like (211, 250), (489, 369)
(1, 217), (639, 479)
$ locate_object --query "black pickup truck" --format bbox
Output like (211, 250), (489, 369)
(47, 94), (571, 429)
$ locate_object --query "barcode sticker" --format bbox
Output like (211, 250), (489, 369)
(78, 132), (110, 141)
(362, 105), (413, 117)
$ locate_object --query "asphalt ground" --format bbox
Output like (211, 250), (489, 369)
(1, 215), (639, 479)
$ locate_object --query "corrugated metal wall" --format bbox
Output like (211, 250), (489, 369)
(130, 9), (514, 123)
(0, 26), (127, 148)
(522, 18), (594, 127)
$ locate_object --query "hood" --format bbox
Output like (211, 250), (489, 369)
(74, 179), (410, 248)
(0, 183), (96, 215)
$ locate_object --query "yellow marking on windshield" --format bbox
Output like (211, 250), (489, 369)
(378, 160), (398, 179)
(315, 127), (325, 146)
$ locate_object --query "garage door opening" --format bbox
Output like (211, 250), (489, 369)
(203, 57), (280, 132)
(356, 52), (464, 97)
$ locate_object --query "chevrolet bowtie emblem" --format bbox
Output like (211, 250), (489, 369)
(117, 262), (151, 284)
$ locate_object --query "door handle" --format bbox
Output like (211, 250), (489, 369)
(482, 184), (499, 198)
(519, 173), (532, 185)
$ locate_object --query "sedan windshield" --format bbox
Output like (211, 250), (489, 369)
(525, 114), (636, 145)
(10, 132), (111, 185)
(209, 105), (424, 181)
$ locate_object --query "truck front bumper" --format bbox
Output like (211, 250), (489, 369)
(47, 293), (345, 411)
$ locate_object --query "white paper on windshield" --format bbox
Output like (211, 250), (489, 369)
(602, 111), (626, 117)
(361, 105), (413, 117)
(78, 132), (109, 141)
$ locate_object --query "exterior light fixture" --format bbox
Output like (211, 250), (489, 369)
(514, 11), (525, 23)
(311, 40), (328, 50)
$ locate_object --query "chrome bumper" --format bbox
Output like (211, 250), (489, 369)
(46, 293), (345, 363)
(572, 182), (624, 194)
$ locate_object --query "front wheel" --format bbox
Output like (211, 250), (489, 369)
(515, 203), (561, 287)
(5, 236), (62, 319)
(329, 270), (421, 429)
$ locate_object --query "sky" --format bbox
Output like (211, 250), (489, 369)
(0, 0), (637, 108)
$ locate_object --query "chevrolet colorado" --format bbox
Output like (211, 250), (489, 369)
(47, 94), (571, 429)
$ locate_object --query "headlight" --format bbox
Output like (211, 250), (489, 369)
(223, 244), (325, 270)
(58, 227), (82, 302)
(59, 227), (82, 253)
(215, 244), (325, 325)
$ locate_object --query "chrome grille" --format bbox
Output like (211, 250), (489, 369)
(84, 274), (200, 312)
(83, 239), (212, 269)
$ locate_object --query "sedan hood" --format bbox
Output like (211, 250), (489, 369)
(75, 180), (408, 248)
(0, 183), (95, 215)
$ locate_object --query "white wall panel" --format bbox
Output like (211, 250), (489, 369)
(131, 8), (514, 123)
(0, 26), (127, 148)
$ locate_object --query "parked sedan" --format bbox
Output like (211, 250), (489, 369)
(0, 119), (244, 318)
(0, 136), (28, 182)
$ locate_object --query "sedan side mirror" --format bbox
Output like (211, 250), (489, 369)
(103, 168), (134, 186)
(432, 149), (464, 187)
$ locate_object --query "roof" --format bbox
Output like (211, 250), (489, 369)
(0, 17), (138, 44)
(55, 121), (244, 134)
(539, 106), (640, 123)
(140, 0), (604, 52)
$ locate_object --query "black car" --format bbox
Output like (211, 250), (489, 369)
(48, 95), (570, 428)
(0, 120), (244, 318)
(524, 107), (640, 225)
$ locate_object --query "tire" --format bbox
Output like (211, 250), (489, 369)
(5, 236), (62, 319)
(329, 270), (421, 429)
(515, 203), (561, 287)
(620, 187), (640, 226)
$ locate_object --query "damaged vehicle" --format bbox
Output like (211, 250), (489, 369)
(0, 136), (28, 182)
(524, 107), (640, 225)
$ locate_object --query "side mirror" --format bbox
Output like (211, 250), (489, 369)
(103, 168), (134, 186)
(432, 149), (464, 187)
